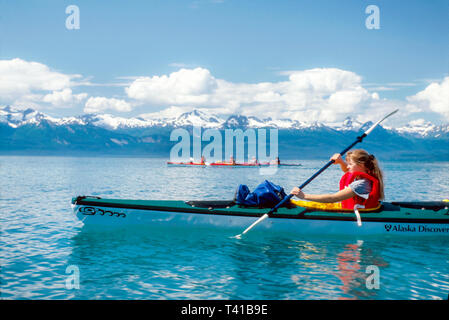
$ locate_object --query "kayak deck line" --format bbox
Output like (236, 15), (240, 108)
(71, 196), (449, 224)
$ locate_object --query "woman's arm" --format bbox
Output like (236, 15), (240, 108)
(290, 186), (355, 203)
(330, 153), (348, 173)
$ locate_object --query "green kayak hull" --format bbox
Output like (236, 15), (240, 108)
(71, 196), (449, 236)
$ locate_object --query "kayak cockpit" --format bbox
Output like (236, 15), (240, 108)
(185, 200), (236, 209)
(391, 201), (449, 211)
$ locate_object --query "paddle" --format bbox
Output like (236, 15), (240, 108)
(233, 109), (399, 239)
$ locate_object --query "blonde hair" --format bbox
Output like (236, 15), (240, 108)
(346, 149), (385, 200)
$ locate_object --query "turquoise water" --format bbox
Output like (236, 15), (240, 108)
(1, 156), (448, 300)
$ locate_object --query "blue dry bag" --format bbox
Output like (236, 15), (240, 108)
(235, 180), (287, 208)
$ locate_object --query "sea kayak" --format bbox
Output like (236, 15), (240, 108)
(166, 161), (301, 167)
(71, 196), (449, 236)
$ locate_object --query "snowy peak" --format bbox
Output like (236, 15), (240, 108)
(396, 119), (436, 136)
(341, 116), (364, 131)
(246, 116), (266, 128)
(360, 121), (375, 133)
(0, 105), (53, 127)
(246, 116), (308, 129)
(328, 116), (364, 132)
(172, 109), (224, 128)
(223, 115), (250, 128)
(394, 119), (449, 138)
(78, 113), (155, 130)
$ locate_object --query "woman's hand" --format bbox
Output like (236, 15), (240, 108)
(290, 187), (305, 199)
(330, 153), (343, 165)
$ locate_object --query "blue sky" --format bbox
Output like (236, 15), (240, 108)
(1, 0), (448, 125)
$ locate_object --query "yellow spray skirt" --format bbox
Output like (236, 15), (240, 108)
(290, 199), (381, 212)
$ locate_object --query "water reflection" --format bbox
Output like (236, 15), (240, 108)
(226, 236), (392, 300)
(228, 239), (387, 299)
(332, 240), (388, 299)
(67, 225), (446, 300)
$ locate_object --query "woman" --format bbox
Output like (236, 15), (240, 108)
(290, 149), (384, 209)
(270, 157), (281, 165)
(228, 155), (236, 165)
(249, 156), (258, 165)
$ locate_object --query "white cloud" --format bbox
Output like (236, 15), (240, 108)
(84, 97), (132, 113)
(126, 67), (218, 105)
(168, 62), (192, 68)
(0, 58), (88, 109)
(126, 67), (373, 122)
(0, 58), (72, 100)
(387, 82), (417, 87)
(367, 86), (397, 91)
(43, 88), (88, 107)
(406, 77), (449, 120)
(3, 58), (446, 124)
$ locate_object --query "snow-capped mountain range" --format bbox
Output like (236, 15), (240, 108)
(1, 105), (448, 160)
(0, 106), (315, 130)
(2, 105), (448, 137)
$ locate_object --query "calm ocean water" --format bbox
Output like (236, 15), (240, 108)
(1, 156), (448, 300)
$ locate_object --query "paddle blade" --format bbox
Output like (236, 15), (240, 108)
(364, 109), (398, 135)
(233, 213), (269, 238)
